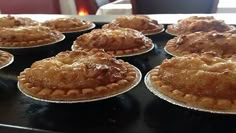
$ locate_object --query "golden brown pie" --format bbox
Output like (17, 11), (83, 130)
(0, 50), (14, 69)
(72, 28), (153, 56)
(148, 53), (236, 111)
(165, 31), (236, 58)
(18, 49), (139, 101)
(43, 17), (94, 33)
(167, 16), (233, 36)
(102, 15), (164, 34)
(0, 15), (39, 28)
(0, 25), (64, 48)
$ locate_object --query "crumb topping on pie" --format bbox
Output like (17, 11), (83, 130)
(72, 28), (153, 56)
(0, 15), (39, 28)
(167, 16), (233, 35)
(43, 17), (94, 32)
(165, 31), (236, 58)
(0, 25), (64, 47)
(149, 53), (236, 110)
(102, 15), (163, 34)
(18, 49), (139, 101)
(0, 50), (13, 68)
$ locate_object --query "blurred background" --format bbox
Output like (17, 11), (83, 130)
(0, 0), (235, 15)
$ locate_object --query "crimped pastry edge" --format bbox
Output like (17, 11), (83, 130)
(147, 66), (236, 112)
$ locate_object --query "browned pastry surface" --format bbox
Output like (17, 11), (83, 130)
(0, 15), (39, 28)
(0, 25), (64, 47)
(167, 16), (233, 35)
(18, 49), (138, 101)
(102, 15), (163, 34)
(43, 17), (94, 32)
(149, 53), (236, 110)
(0, 50), (13, 68)
(165, 31), (236, 58)
(72, 28), (153, 56)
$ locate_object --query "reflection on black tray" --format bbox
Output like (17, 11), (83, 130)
(144, 98), (236, 133)
(22, 94), (139, 132)
(0, 74), (17, 100)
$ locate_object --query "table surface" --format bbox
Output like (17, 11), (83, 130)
(2, 13), (235, 24)
(0, 14), (236, 133)
(95, 1), (132, 15)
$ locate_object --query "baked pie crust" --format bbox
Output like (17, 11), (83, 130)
(148, 53), (236, 111)
(0, 15), (39, 28)
(0, 50), (14, 69)
(43, 17), (95, 33)
(0, 25), (64, 48)
(167, 16), (233, 36)
(102, 15), (164, 34)
(165, 31), (236, 58)
(72, 28), (154, 57)
(18, 49), (140, 101)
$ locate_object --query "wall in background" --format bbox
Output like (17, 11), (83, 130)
(0, 0), (60, 14)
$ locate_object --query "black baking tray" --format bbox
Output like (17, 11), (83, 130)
(0, 23), (236, 133)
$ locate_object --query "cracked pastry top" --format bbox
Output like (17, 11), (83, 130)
(167, 16), (233, 35)
(43, 17), (94, 33)
(149, 53), (236, 111)
(0, 50), (13, 69)
(72, 28), (153, 56)
(0, 25), (64, 47)
(18, 49), (139, 101)
(165, 31), (236, 58)
(0, 15), (39, 28)
(102, 15), (163, 34)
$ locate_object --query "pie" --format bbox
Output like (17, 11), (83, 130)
(148, 53), (236, 111)
(102, 15), (164, 34)
(0, 50), (14, 69)
(72, 28), (153, 56)
(18, 49), (139, 101)
(0, 25), (64, 47)
(167, 16), (233, 36)
(165, 31), (236, 58)
(0, 15), (39, 28)
(43, 17), (94, 33)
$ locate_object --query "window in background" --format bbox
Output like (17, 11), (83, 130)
(217, 0), (236, 13)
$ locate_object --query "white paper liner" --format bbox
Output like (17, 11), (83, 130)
(62, 23), (96, 34)
(144, 25), (165, 36)
(165, 28), (178, 36)
(18, 66), (142, 103)
(0, 35), (65, 49)
(163, 46), (177, 57)
(0, 51), (14, 69)
(72, 43), (154, 58)
(166, 25), (236, 36)
(144, 71), (236, 114)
